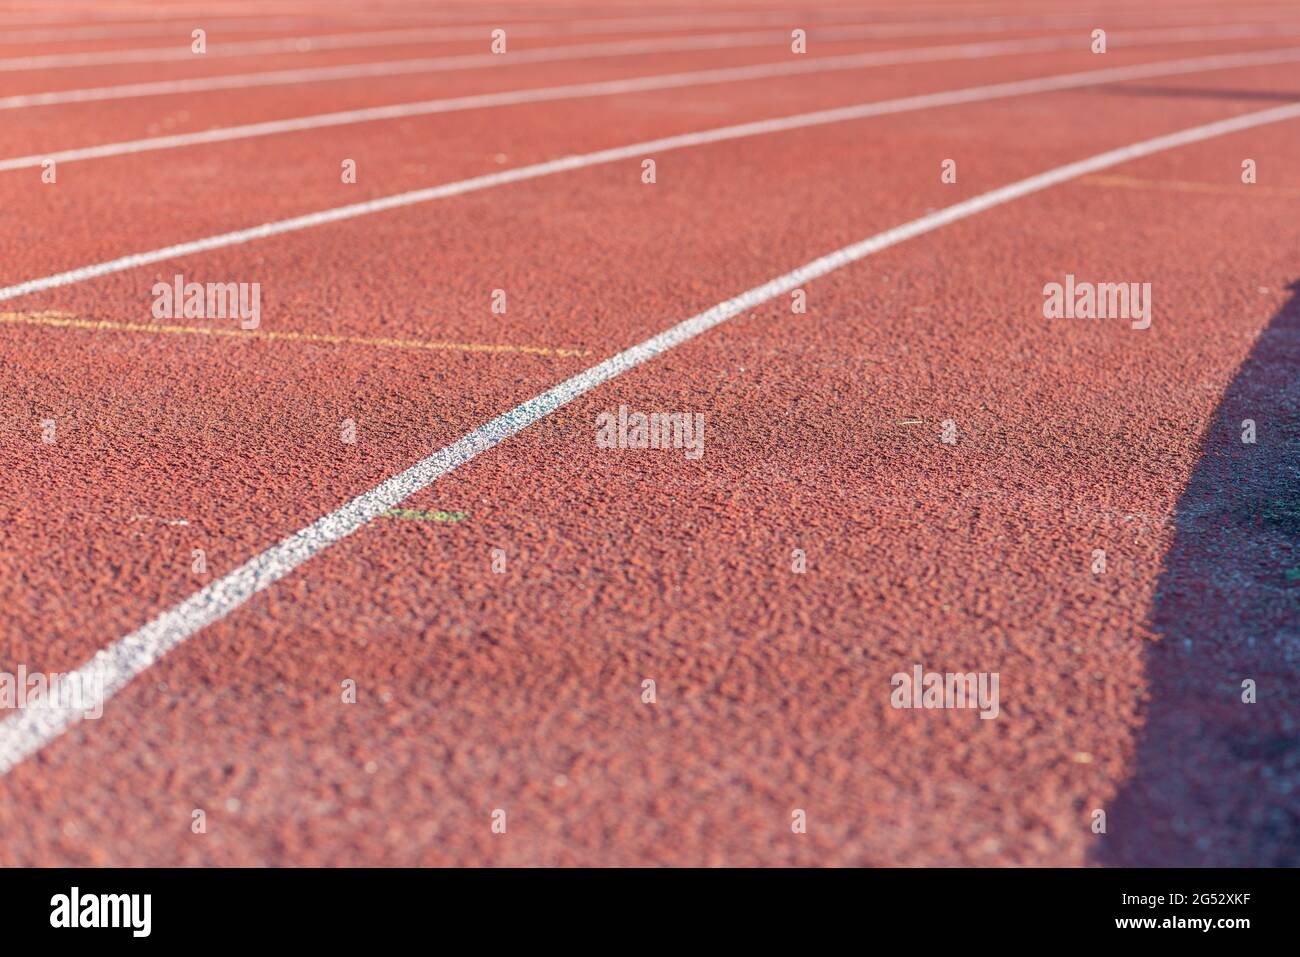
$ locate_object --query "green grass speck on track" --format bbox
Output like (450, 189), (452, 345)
(1262, 496), (1300, 537)
(1257, 492), (1300, 586)
(382, 508), (468, 524)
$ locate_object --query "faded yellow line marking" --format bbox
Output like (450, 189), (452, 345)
(0, 310), (590, 358)
(381, 508), (467, 523)
(1078, 174), (1300, 198)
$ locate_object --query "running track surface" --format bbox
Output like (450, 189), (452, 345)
(0, 0), (1297, 866)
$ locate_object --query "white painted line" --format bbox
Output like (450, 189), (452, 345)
(4, 42), (1300, 307)
(2, 98), (1298, 775)
(4, 25), (1297, 174)
(4, 15), (1299, 111)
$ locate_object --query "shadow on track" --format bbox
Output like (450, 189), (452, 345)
(1097, 280), (1300, 866)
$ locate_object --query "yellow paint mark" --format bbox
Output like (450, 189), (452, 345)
(0, 310), (589, 358)
(1078, 175), (1300, 198)
(382, 508), (467, 523)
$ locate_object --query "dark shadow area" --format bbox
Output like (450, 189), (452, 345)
(1097, 281), (1300, 866)
(1089, 84), (1300, 103)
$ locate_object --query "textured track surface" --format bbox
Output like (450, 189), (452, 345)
(0, 0), (1297, 866)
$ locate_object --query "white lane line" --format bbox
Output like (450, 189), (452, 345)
(2, 13), (1292, 72)
(2, 99), (1297, 775)
(3, 42), (1300, 307)
(4, 14), (1299, 111)
(4, 25), (1298, 174)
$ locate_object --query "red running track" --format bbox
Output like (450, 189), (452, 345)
(0, 0), (1297, 866)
